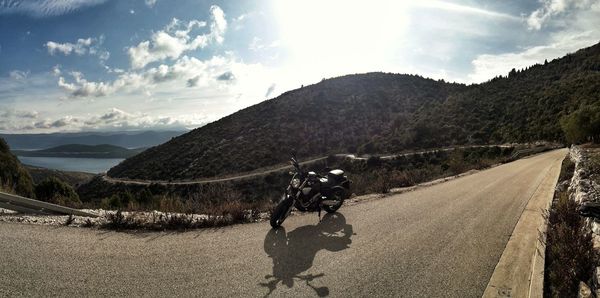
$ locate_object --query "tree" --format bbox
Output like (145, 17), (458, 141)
(35, 177), (81, 206)
(0, 138), (35, 197)
(560, 105), (600, 144)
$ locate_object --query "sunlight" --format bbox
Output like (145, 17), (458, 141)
(273, 0), (410, 82)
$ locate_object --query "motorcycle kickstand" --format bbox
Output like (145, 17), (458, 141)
(317, 207), (322, 222)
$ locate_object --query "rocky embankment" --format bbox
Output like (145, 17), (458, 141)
(561, 146), (600, 297)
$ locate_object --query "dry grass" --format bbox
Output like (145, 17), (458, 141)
(101, 200), (270, 231)
(545, 192), (596, 297)
(544, 156), (597, 297)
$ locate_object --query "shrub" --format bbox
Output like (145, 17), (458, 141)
(34, 177), (81, 207)
(161, 213), (195, 230)
(558, 157), (575, 183)
(82, 218), (94, 228)
(101, 195), (123, 209)
(103, 210), (141, 230)
(366, 156), (382, 168)
(369, 169), (394, 193)
(560, 105), (600, 144)
(64, 214), (75, 226)
(545, 192), (596, 297)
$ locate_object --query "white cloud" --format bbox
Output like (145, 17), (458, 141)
(58, 71), (112, 97)
(1, 109), (38, 119)
(9, 70), (29, 80)
(468, 31), (599, 83)
(144, 0), (157, 8)
(46, 37), (96, 55)
(52, 65), (61, 76)
(232, 13), (250, 31)
(46, 36), (110, 69)
(415, 0), (520, 21)
(526, 0), (598, 30)
(466, 0), (600, 83)
(249, 37), (280, 51)
(0, 0), (107, 17)
(1, 107), (208, 132)
(78, 108), (205, 131)
(186, 76), (200, 87)
(128, 5), (226, 69)
(98, 50), (110, 61)
(209, 5), (227, 43)
(34, 116), (77, 129)
(265, 84), (276, 98)
(57, 54), (266, 98)
(216, 71), (235, 82)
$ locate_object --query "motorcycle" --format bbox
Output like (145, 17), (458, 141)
(270, 153), (351, 228)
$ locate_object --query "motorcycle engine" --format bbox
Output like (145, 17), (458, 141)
(295, 185), (321, 211)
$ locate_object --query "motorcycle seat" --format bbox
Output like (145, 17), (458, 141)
(327, 169), (345, 186)
(329, 169), (344, 176)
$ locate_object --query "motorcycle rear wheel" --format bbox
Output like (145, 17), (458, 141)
(270, 195), (293, 228)
(323, 188), (346, 213)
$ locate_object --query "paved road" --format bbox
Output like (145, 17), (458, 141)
(0, 149), (566, 297)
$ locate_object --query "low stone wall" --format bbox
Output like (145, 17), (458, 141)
(565, 145), (600, 297)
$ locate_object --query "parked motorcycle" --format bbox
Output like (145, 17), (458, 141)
(270, 153), (351, 228)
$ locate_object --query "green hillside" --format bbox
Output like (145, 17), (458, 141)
(108, 42), (600, 181)
(0, 138), (35, 197)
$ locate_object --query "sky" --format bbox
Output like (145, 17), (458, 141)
(0, 0), (599, 133)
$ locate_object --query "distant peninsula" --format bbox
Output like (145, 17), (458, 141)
(12, 144), (145, 159)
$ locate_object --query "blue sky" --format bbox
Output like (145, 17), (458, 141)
(0, 0), (599, 133)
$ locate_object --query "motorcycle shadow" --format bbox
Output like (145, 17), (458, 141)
(260, 213), (354, 297)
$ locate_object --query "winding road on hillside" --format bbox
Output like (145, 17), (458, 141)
(101, 144), (516, 185)
(0, 149), (566, 297)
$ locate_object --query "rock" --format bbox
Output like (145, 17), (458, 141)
(594, 221), (600, 234)
(595, 267), (600, 292)
(578, 281), (593, 298)
(594, 234), (600, 251)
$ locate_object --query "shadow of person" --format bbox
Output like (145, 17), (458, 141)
(260, 213), (354, 297)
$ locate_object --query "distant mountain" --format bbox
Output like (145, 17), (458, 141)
(12, 144), (145, 159)
(108, 42), (600, 181)
(0, 130), (186, 150)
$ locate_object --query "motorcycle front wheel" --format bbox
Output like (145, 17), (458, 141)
(270, 195), (294, 228)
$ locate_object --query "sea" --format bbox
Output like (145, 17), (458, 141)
(17, 156), (124, 174)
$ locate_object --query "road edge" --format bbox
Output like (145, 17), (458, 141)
(482, 149), (565, 298)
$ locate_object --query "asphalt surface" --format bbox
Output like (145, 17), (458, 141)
(0, 149), (566, 297)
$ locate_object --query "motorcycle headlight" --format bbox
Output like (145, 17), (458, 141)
(291, 178), (301, 188)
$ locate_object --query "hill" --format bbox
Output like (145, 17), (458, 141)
(108, 42), (600, 180)
(13, 144), (145, 159)
(0, 138), (35, 197)
(25, 166), (95, 187)
(0, 130), (185, 150)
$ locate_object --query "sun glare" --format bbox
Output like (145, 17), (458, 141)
(273, 0), (409, 83)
